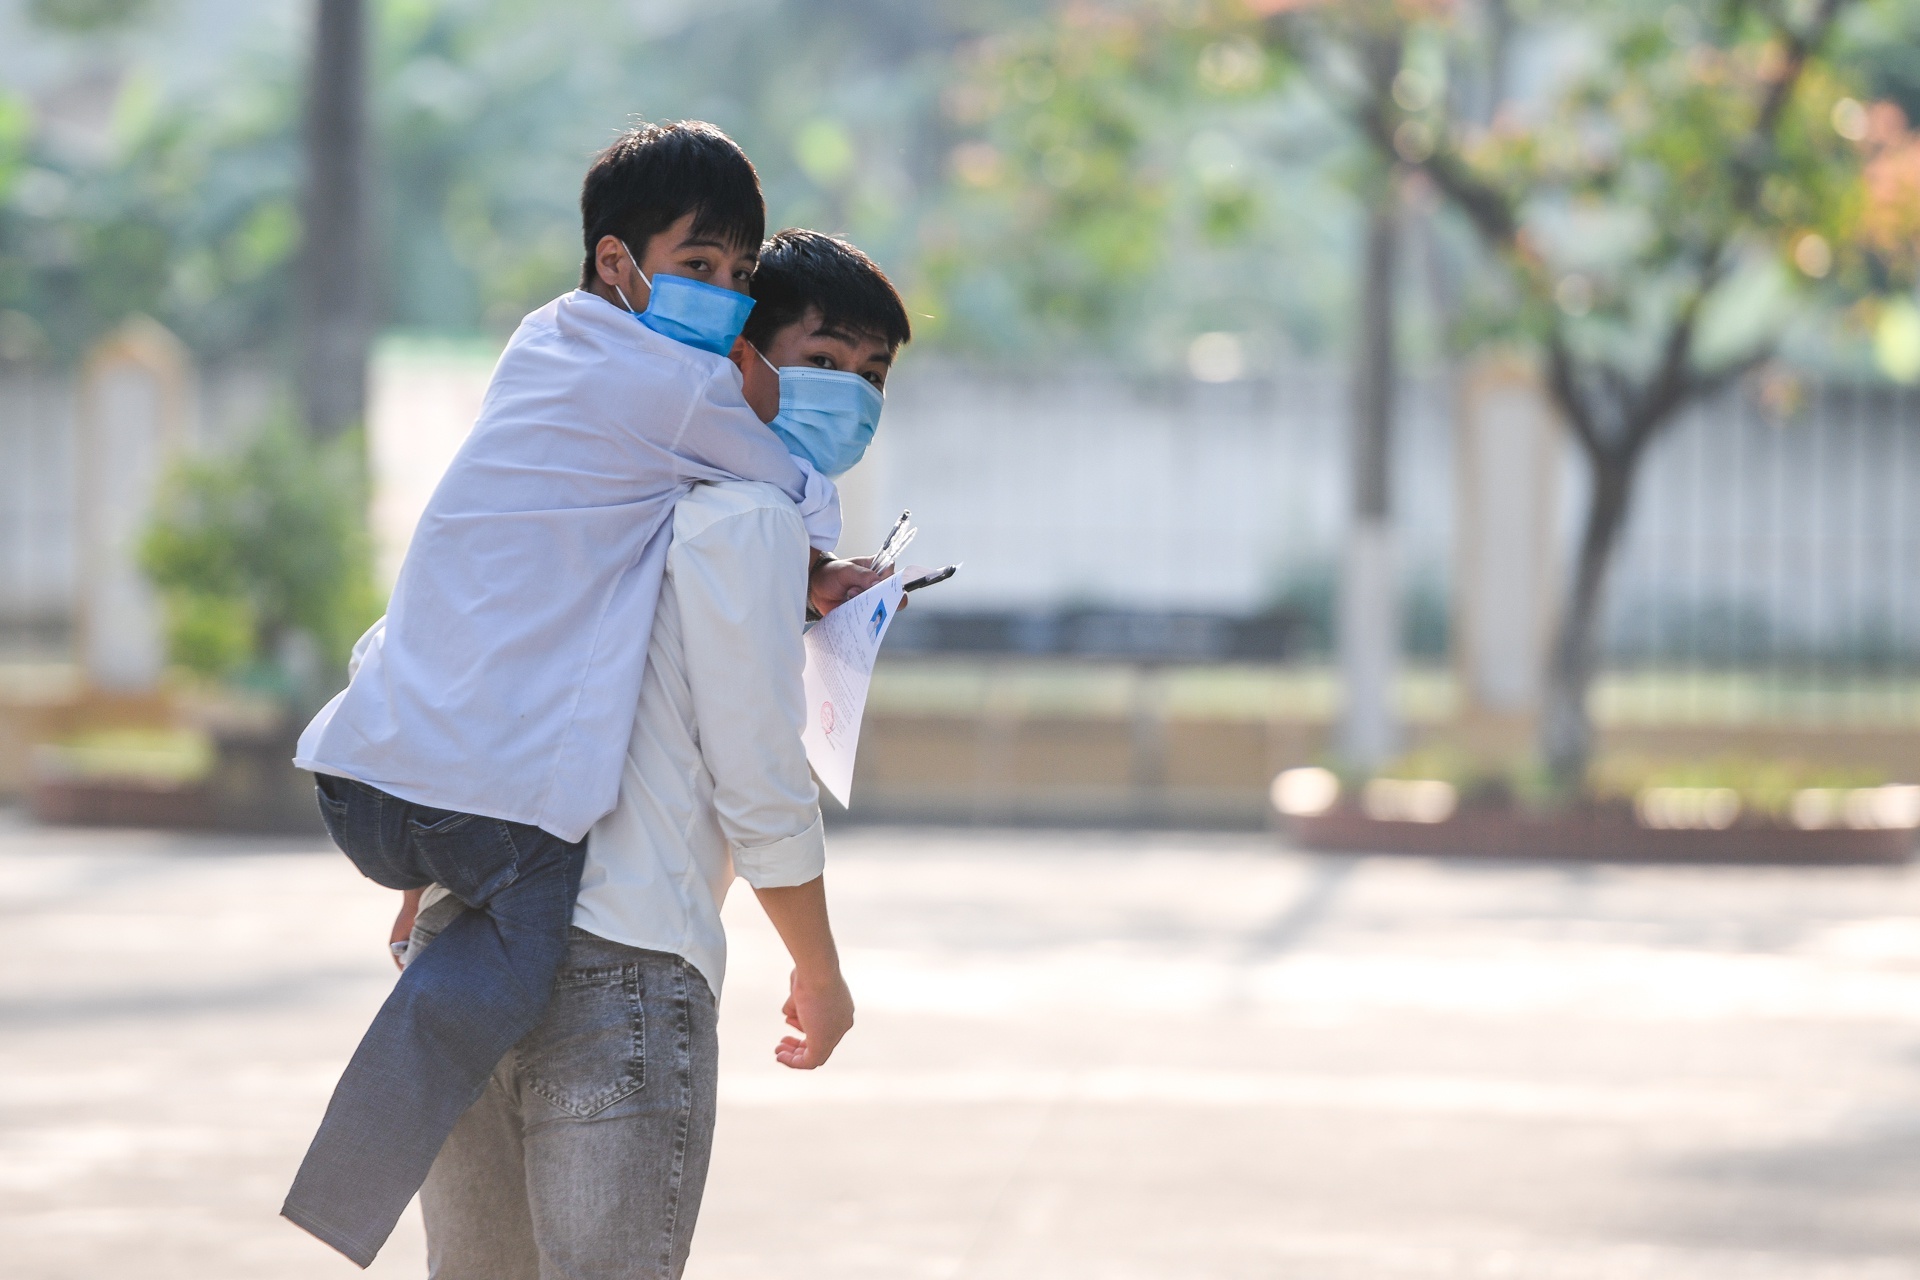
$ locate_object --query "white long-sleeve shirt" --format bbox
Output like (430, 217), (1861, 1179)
(572, 480), (824, 998)
(294, 290), (840, 842)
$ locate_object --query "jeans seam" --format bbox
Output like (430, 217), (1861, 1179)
(495, 821), (525, 893)
(659, 959), (692, 1277)
(409, 810), (480, 838)
(631, 966), (648, 1096)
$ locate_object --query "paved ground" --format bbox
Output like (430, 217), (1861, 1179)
(7, 820), (1920, 1278)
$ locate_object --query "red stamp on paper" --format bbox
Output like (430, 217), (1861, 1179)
(820, 700), (836, 735)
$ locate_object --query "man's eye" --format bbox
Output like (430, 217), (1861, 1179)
(686, 259), (710, 273)
(809, 354), (836, 369)
(863, 373), (885, 389)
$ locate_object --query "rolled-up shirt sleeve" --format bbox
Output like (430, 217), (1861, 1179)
(670, 497), (826, 887)
(730, 812), (826, 887)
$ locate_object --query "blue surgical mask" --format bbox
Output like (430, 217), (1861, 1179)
(768, 366), (884, 476)
(613, 241), (755, 357)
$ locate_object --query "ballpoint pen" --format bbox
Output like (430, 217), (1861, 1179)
(871, 509), (914, 576)
(874, 527), (916, 576)
(873, 509), (909, 556)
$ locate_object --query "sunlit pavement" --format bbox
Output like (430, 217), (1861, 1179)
(7, 819), (1920, 1278)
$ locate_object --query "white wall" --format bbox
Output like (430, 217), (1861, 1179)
(848, 361), (1454, 613)
(3, 351), (1914, 666)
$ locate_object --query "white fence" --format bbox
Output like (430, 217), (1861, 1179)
(865, 362), (1920, 675)
(1, 351), (1916, 674)
(844, 361), (1453, 616)
(1604, 380), (1920, 665)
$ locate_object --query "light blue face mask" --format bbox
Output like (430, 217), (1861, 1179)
(767, 366), (884, 477)
(614, 241), (755, 357)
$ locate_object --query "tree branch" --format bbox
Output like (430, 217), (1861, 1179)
(1419, 145), (1520, 247)
(1544, 327), (1605, 460)
(1719, 0), (1850, 217)
(1276, 10), (1522, 249)
(1756, 0), (1847, 139)
(1609, 0), (1842, 447)
(1696, 344), (1779, 401)
(1624, 274), (1715, 452)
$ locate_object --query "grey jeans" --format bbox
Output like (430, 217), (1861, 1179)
(409, 900), (719, 1279)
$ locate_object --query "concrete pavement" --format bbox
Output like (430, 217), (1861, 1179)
(5, 819), (1920, 1277)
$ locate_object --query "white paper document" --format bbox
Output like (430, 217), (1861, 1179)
(801, 572), (906, 806)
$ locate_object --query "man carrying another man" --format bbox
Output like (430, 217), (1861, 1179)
(289, 114), (916, 1276)
(408, 224), (911, 1277)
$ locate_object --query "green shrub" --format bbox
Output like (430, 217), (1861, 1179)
(1588, 755), (1888, 822)
(37, 728), (214, 784)
(141, 418), (380, 684)
(1366, 747), (1891, 818)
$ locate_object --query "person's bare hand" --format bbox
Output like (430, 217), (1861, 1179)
(809, 556), (885, 617)
(775, 967), (854, 1070)
(389, 888), (422, 970)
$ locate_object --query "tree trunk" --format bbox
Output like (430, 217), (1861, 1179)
(1339, 171), (1402, 770)
(299, 0), (370, 439)
(1540, 443), (1634, 789)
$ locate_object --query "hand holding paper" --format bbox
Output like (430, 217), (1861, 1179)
(801, 571), (904, 806)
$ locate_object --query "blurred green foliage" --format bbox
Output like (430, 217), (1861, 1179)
(0, 60), (298, 365)
(1376, 743), (1887, 818)
(0, 0), (1045, 367)
(1425, 0), (1913, 370)
(1587, 753), (1887, 819)
(140, 419), (379, 680)
(933, 0), (1920, 379)
(2, 0), (1914, 376)
(28, 0), (152, 32)
(922, 5), (1356, 364)
(38, 727), (214, 783)
(0, 0), (1368, 374)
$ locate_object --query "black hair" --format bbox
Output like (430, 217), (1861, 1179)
(578, 121), (765, 288)
(742, 229), (913, 354)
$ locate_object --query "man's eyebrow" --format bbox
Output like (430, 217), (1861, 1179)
(811, 322), (891, 361)
(673, 235), (755, 259)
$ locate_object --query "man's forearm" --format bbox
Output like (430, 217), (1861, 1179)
(752, 874), (854, 1069)
(389, 887), (424, 970)
(751, 876), (840, 980)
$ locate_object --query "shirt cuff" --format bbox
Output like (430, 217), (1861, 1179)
(731, 811), (826, 888)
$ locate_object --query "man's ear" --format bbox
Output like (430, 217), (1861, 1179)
(594, 235), (648, 308)
(732, 338), (780, 423)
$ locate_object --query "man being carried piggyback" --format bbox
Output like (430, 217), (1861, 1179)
(281, 121), (888, 1267)
(415, 225), (912, 1277)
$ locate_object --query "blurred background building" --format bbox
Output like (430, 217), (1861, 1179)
(1, 0), (1918, 828)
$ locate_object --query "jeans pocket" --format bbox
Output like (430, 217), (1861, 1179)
(314, 780), (351, 848)
(408, 809), (520, 905)
(523, 963), (646, 1119)
(317, 777), (424, 890)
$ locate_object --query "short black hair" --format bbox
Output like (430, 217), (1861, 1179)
(742, 229), (912, 354)
(578, 121), (765, 288)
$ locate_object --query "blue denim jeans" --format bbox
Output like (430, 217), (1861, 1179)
(410, 907), (720, 1280)
(282, 774), (587, 1269)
